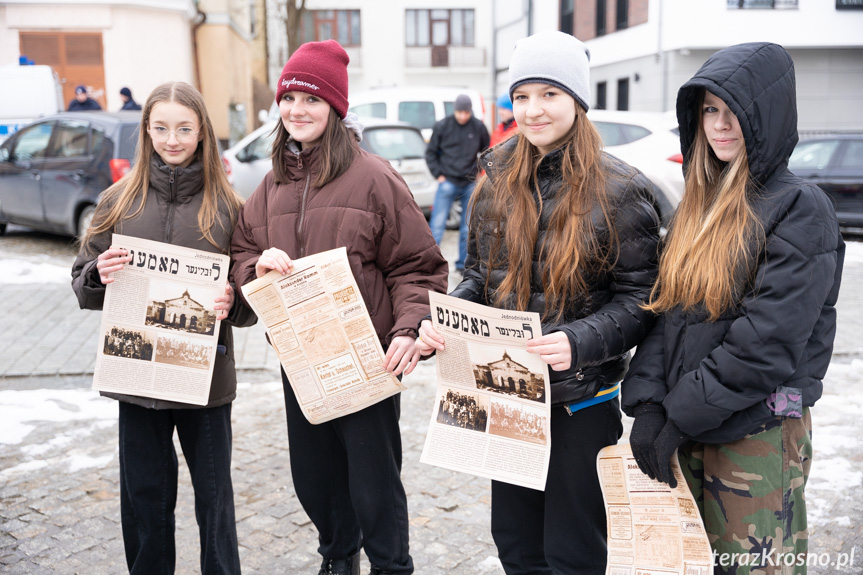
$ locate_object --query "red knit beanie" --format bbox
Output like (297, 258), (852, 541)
(276, 40), (350, 119)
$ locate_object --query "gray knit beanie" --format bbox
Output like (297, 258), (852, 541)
(508, 31), (591, 112)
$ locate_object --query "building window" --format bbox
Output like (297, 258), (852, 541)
(727, 0), (798, 8)
(560, 0), (574, 35)
(406, 9), (475, 47)
(596, 0), (607, 36)
(616, 0), (628, 29)
(596, 81), (607, 110)
(301, 10), (361, 46)
(617, 78), (629, 111)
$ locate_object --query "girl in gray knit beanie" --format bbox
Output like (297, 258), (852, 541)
(416, 29), (662, 575)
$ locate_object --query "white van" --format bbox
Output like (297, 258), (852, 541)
(347, 86), (486, 141)
(0, 65), (64, 143)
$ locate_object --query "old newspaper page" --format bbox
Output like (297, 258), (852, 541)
(598, 443), (713, 575)
(419, 292), (551, 490)
(92, 234), (229, 406)
(239, 247), (405, 424)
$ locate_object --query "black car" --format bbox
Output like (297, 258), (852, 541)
(788, 134), (863, 229)
(0, 111), (140, 237)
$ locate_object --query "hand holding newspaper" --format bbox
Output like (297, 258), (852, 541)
(597, 444), (713, 575)
(92, 234), (230, 406)
(419, 292), (551, 491)
(239, 247), (405, 424)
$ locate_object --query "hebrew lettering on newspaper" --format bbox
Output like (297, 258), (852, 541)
(597, 443), (713, 575)
(92, 234), (229, 406)
(239, 247), (405, 424)
(419, 292), (551, 490)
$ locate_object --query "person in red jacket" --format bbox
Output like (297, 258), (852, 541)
(230, 40), (448, 575)
(489, 93), (518, 147)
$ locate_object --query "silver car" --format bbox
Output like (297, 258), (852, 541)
(221, 117), (437, 216)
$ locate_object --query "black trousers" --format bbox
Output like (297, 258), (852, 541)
(281, 370), (414, 574)
(491, 398), (623, 575)
(118, 401), (241, 575)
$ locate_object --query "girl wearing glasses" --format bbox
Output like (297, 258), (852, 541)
(230, 41), (447, 575)
(72, 81), (253, 574)
(416, 31), (661, 574)
(623, 43), (844, 573)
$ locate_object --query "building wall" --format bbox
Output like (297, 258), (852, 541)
(0, 1), (194, 111)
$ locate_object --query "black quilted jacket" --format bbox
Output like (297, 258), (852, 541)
(621, 42), (845, 443)
(450, 136), (661, 407)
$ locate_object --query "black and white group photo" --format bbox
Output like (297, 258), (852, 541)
(435, 388), (489, 433)
(154, 333), (212, 370)
(488, 400), (548, 446)
(101, 326), (154, 362)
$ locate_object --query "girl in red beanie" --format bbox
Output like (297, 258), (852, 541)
(230, 40), (448, 575)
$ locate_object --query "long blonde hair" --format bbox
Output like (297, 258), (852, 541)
(82, 82), (243, 255)
(645, 91), (763, 320)
(473, 105), (616, 322)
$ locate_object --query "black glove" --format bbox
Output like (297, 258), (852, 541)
(630, 404), (666, 481)
(653, 420), (688, 488)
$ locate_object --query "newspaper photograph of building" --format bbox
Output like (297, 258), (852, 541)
(145, 283), (218, 336)
(472, 349), (546, 403)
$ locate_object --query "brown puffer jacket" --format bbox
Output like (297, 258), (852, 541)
(230, 143), (448, 346)
(71, 155), (257, 409)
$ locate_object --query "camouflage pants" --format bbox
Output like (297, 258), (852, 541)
(679, 409), (812, 575)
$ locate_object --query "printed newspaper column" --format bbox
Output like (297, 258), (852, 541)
(239, 247), (405, 424)
(597, 443), (713, 575)
(419, 292), (551, 491)
(92, 234), (230, 406)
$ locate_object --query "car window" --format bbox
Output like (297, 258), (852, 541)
(238, 131), (275, 162)
(351, 102), (386, 119)
(789, 139), (840, 170)
(593, 121), (652, 146)
(48, 119), (90, 158)
(119, 125), (140, 160)
(398, 101), (436, 131)
(444, 101), (454, 117)
(361, 127), (426, 161)
(837, 140), (863, 169)
(91, 127), (105, 156)
(11, 121), (54, 161)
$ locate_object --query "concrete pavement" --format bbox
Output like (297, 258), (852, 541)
(0, 229), (861, 574)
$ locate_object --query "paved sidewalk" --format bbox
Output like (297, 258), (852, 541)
(1, 233), (861, 574)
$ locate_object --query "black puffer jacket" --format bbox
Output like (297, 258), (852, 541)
(71, 154), (257, 410)
(621, 42), (845, 444)
(450, 136), (661, 407)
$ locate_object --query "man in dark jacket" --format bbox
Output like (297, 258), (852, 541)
(67, 85), (102, 111)
(119, 86), (142, 111)
(424, 94), (490, 273)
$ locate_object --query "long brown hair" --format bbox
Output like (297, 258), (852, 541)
(271, 106), (356, 188)
(645, 90), (763, 320)
(82, 82), (242, 255)
(473, 104), (615, 322)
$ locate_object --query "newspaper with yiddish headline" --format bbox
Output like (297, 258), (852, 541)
(419, 292), (551, 491)
(239, 247), (405, 424)
(597, 444), (713, 575)
(92, 234), (229, 406)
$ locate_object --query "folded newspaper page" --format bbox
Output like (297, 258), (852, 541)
(92, 234), (229, 406)
(597, 443), (713, 575)
(419, 292), (551, 490)
(239, 247), (405, 424)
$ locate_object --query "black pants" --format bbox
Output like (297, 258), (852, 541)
(491, 399), (623, 575)
(282, 370), (413, 574)
(118, 401), (241, 575)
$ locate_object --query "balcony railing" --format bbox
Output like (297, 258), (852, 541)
(405, 46), (487, 68)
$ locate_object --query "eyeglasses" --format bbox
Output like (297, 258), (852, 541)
(148, 126), (199, 143)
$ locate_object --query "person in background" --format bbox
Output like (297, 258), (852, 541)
(623, 42), (844, 575)
(68, 85), (102, 111)
(489, 93), (518, 147)
(72, 81), (253, 575)
(424, 93), (490, 275)
(120, 86), (142, 111)
(229, 40), (448, 575)
(416, 31), (660, 574)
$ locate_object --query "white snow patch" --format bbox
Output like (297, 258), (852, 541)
(0, 388), (115, 445)
(0, 257), (72, 284)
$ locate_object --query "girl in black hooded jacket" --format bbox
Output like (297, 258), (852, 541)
(417, 31), (660, 575)
(623, 43), (844, 574)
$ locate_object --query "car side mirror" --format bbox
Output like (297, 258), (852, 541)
(14, 158), (33, 170)
(0, 147), (8, 163)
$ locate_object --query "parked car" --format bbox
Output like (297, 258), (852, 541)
(588, 109), (684, 226)
(788, 134), (863, 229)
(221, 117), (438, 214)
(0, 111), (140, 237)
(347, 86), (486, 141)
